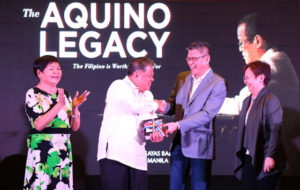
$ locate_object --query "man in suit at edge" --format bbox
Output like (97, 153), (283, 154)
(154, 41), (227, 190)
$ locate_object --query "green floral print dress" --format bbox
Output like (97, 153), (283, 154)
(24, 87), (73, 190)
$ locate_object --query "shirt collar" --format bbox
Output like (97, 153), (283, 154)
(124, 76), (139, 94)
(261, 48), (275, 62)
(192, 68), (211, 83)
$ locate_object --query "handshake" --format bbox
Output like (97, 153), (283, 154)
(154, 99), (167, 114)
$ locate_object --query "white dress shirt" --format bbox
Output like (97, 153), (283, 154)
(97, 76), (158, 171)
(190, 68), (211, 99)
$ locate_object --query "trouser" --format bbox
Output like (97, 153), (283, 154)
(243, 155), (281, 190)
(99, 158), (147, 190)
(170, 145), (212, 190)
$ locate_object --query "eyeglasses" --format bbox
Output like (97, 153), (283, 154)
(238, 39), (251, 48)
(186, 54), (207, 62)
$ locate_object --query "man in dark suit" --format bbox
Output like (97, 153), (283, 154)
(155, 41), (226, 190)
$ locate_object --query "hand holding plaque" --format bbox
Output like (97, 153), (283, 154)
(143, 117), (168, 140)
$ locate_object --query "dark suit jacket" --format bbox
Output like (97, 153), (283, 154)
(165, 69), (226, 159)
(234, 87), (286, 180)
